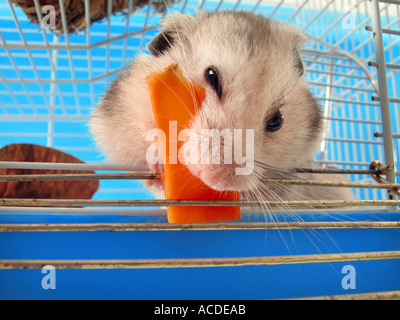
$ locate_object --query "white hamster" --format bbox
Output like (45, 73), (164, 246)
(90, 10), (354, 201)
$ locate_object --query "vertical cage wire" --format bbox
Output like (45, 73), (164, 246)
(369, 0), (398, 201)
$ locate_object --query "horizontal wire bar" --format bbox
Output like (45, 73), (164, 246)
(0, 162), (387, 175)
(0, 206), (390, 215)
(366, 25), (400, 36)
(315, 97), (379, 106)
(303, 49), (352, 60)
(0, 173), (158, 182)
(293, 168), (380, 174)
(0, 115), (91, 121)
(292, 290), (400, 300)
(379, 0), (400, 4)
(306, 68), (369, 79)
(318, 160), (372, 167)
(1, 221), (399, 232)
(1, 173), (397, 190)
(324, 137), (382, 144)
(368, 61), (400, 70)
(303, 59), (360, 70)
(377, 0), (400, 5)
(1, 250), (399, 269)
(0, 199), (399, 208)
(372, 96), (400, 103)
(260, 178), (400, 190)
(0, 161), (134, 171)
(0, 206), (166, 215)
(324, 116), (381, 125)
(1, 68), (122, 84)
(0, 133), (89, 138)
(374, 132), (400, 138)
(308, 82), (376, 93)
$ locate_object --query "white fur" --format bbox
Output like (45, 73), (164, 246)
(90, 10), (354, 201)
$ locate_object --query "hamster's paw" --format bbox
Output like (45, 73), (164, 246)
(143, 163), (164, 191)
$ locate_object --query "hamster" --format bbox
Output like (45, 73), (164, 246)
(90, 10), (354, 202)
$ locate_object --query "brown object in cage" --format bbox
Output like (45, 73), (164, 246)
(0, 143), (99, 199)
(11, 0), (175, 34)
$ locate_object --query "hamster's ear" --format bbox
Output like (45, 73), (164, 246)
(276, 21), (307, 76)
(294, 49), (305, 76)
(147, 30), (175, 57)
(288, 26), (308, 77)
(147, 12), (195, 57)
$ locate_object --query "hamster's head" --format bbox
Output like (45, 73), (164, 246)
(147, 11), (323, 192)
(90, 11), (323, 194)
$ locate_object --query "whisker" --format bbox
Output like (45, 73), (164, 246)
(253, 172), (344, 254)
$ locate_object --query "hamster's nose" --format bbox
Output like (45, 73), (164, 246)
(198, 166), (237, 191)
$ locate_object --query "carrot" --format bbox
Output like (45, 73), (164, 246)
(146, 64), (241, 223)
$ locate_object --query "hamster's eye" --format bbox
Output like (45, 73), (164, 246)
(204, 67), (222, 99)
(266, 110), (284, 132)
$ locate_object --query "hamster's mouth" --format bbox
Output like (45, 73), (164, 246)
(187, 163), (255, 192)
(143, 163), (164, 190)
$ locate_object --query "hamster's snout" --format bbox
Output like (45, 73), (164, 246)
(188, 163), (251, 192)
(181, 127), (256, 192)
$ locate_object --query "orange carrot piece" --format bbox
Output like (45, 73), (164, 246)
(147, 64), (240, 223)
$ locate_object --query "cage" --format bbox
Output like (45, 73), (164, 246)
(0, 0), (399, 300)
